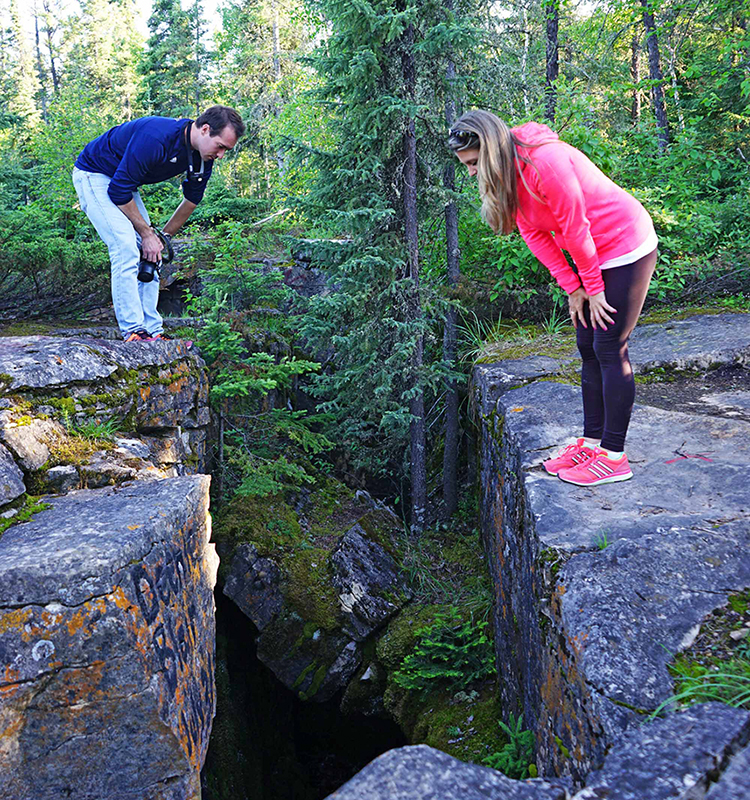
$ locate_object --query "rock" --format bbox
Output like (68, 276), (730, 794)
(0, 411), (65, 471)
(0, 475), (218, 800)
(705, 741), (750, 800)
(224, 543), (284, 630)
(324, 744), (571, 800)
(332, 523), (408, 641)
(0, 442), (25, 505)
(628, 312), (750, 372)
(571, 703), (750, 800)
(473, 313), (750, 779)
(79, 450), (138, 488)
(45, 464), (80, 492)
(114, 437), (152, 459)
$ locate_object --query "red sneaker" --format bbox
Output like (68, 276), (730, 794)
(124, 330), (150, 342)
(543, 438), (597, 476)
(558, 448), (633, 486)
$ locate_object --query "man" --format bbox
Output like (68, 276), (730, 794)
(73, 105), (245, 341)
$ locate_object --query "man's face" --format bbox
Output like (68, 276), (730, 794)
(195, 124), (238, 161)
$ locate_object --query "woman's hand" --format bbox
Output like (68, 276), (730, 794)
(568, 287), (588, 329)
(568, 287), (617, 330)
(587, 290), (617, 330)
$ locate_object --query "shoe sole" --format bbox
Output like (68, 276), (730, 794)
(558, 471), (633, 486)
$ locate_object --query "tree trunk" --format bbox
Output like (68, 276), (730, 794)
(521, 6), (531, 115)
(640, 0), (670, 153)
(631, 33), (641, 122)
(442, 0), (460, 520)
(544, 0), (559, 123)
(402, 22), (426, 534)
(33, 9), (48, 120)
(42, 0), (59, 94)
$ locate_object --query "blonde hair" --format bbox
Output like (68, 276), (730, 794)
(448, 110), (548, 235)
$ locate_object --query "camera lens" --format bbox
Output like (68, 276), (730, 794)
(137, 260), (158, 283)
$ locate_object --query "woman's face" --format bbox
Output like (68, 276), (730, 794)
(456, 148), (479, 178)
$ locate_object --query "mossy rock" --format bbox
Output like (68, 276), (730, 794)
(213, 493), (304, 558)
(375, 604), (442, 672)
(282, 545), (340, 632)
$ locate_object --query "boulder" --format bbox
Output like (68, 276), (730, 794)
(324, 744), (570, 800)
(332, 523), (408, 641)
(0, 411), (65, 471)
(224, 542), (284, 630)
(45, 464), (80, 492)
(0, 475), (218, 800)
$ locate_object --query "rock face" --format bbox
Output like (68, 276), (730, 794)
(0, 475), (218, 800)
(473, 312), (750, 781)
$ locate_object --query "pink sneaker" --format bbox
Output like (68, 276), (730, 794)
(543, 438), (597, 476)
(558, 448), (633, 486)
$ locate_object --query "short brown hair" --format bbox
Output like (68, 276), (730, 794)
(196, 105), (245, 139)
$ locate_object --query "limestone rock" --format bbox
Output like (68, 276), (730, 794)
(473, 312), (750, 779)
(0, 411), (64, 471)
(705, 741), (750, 800)
(571, 703), (750, 800)
(45, 464), (80, 492)
(332, 523), (408, 641)
(0, 442), (24, 504)
(0, 475), (218, 800)
(224, 542), (284, 630)
(628, 312), (750, 372)
(324, 744), (570, 800)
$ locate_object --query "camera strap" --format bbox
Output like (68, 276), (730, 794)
(183, 121), (206, 184)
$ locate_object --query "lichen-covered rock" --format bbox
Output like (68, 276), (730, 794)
(571, 703), (750, 800)
(473, 313), (750, 780)
(0, 442), (25, 504)
(45, 464), (79, 492)
(332, 523), (409, 641)
(324, 744), (571, 800)
(0, 475), (218, 800)
(0, 411), (65, 470)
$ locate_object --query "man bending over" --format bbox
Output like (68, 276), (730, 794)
(73, 105), (245, 341)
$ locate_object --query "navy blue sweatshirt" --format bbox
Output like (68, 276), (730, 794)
(75, 116), (213, 206)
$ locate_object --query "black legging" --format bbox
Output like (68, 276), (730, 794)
(577, 248), (658, 452)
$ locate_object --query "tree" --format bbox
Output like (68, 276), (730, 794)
(543, 0), (559, 122)
(640, 0), (670, 152)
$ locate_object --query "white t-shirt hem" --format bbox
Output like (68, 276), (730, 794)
(599, 229), (659, 270)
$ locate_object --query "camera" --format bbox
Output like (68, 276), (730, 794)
(137, 229), (174, 283)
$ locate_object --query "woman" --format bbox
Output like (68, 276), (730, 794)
(449, 110), (658, 486)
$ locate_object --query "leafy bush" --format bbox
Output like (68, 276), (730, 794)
(392, 608), (495, 693)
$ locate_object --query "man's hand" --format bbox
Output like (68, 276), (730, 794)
(568, 287), (617, 330)
(141, 229), (164, 263)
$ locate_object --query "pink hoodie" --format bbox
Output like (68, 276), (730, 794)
(511, 122), (655, 296)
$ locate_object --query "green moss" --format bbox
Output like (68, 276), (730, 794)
(46, 396), (77, 415)
(298, 663), (328, 701)
(376, 605), (442, 671)
(283, 546), (339, 631)
(0, 495), (52, 539)
(214, 494), (304, 558)
(474, 331), (576, 365)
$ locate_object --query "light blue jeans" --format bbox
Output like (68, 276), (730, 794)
(72, 167), (163, 338)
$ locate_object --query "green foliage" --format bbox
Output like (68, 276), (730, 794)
(185, 221), (333, 499)
(481, 713), (536, 780)
(393, 608), (495, 693)
(69, 418), (119, 442)
(0, 495), (53, 538)
(653, 656), (750, 716)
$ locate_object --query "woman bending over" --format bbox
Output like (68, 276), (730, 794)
(449, 110), (658, 486)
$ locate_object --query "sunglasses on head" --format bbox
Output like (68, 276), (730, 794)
(448, 128), (479, 150)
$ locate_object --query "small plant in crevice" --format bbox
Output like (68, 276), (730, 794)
(594, 530), (610, 551)
(481, 712), (536, 779)
(392, 608), (495, 693)
(651, 657), (750, 718)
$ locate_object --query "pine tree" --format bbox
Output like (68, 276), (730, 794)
(139, 0), (205, 117)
